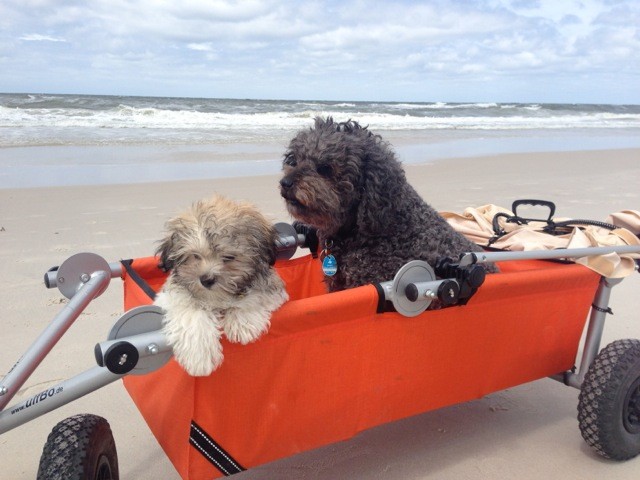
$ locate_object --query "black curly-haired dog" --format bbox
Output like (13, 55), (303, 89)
(279, 116), (498, 291)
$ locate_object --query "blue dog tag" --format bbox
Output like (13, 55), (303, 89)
(322, 254), (338, 276)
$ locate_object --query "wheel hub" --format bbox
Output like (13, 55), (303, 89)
(96, 454), (113, 480)
(623, 376), (640, 435)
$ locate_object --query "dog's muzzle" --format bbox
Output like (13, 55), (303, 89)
(199, 275), (217, 289)
(279, 177), (304, 208)
(280, 176), (294, 190)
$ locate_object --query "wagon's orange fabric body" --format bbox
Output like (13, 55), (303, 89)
(122, 255), (600, 479)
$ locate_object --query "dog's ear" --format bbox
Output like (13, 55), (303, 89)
(356, 146), (406, 236)
(156, 232), (177, 272)
(238, 214), (279, 270)
(267, 238), (277, 267)
(261, 226), (278, 267)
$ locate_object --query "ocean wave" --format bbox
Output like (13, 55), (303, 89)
(386, 103), (430, 110)
(432, 102), (500, 109)
(1, 93), (639, 147)
(2, 104), (639, 131)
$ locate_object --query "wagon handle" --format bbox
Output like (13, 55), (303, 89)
(511, 199), (556, 224)
(492, 199), (556, 238)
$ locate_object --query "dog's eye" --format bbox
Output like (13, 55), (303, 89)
(283, 154), (297, 167)
(317, 164), (332, 177)
(192, 253), (202, 261)
(222, 255), (236, 263)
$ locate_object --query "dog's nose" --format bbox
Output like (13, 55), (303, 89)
(200, 275), (217, 289)
(280, 176), (293, 190)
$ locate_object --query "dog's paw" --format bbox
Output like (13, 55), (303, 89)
(223, 310), (270, 345)
(293, 221), (319, 256)
(178, 343), (224, 377)
(161, 304), (224, 376)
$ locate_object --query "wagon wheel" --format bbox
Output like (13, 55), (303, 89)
(37, 414), (119, 480)
(577, 339), (640, 460)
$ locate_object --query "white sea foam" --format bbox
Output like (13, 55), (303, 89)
(2, 105), (639, 131)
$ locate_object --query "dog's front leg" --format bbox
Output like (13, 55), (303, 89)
(223, 282), (288, 344)
(156, 292), (224, 376)
(222, 307), (271, 345)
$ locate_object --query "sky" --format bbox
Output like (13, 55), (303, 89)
(1, 0), (639, 104)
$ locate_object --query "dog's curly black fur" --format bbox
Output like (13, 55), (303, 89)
(280, 116), (498, 291)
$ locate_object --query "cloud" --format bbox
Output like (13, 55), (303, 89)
(19, 33), (66, 42)
(1, 0), (639, 102)
(187, 43), (214, 52)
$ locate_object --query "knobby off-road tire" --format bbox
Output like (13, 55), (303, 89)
(37, 414), (119, 480)
(578, 339), (640, 460)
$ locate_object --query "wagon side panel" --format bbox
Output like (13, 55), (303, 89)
(122, 257), (600, 478)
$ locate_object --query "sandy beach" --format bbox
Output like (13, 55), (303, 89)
(1, 148), (639, 479)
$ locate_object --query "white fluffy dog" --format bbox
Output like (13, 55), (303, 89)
(154, 195), (288, 376)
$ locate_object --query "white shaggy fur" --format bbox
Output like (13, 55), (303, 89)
(155, 277), (288, 376)
(155, 291), (224, 376)
(154, 195), (289, 376)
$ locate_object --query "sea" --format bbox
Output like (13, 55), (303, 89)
(1, 93), (639, 188)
